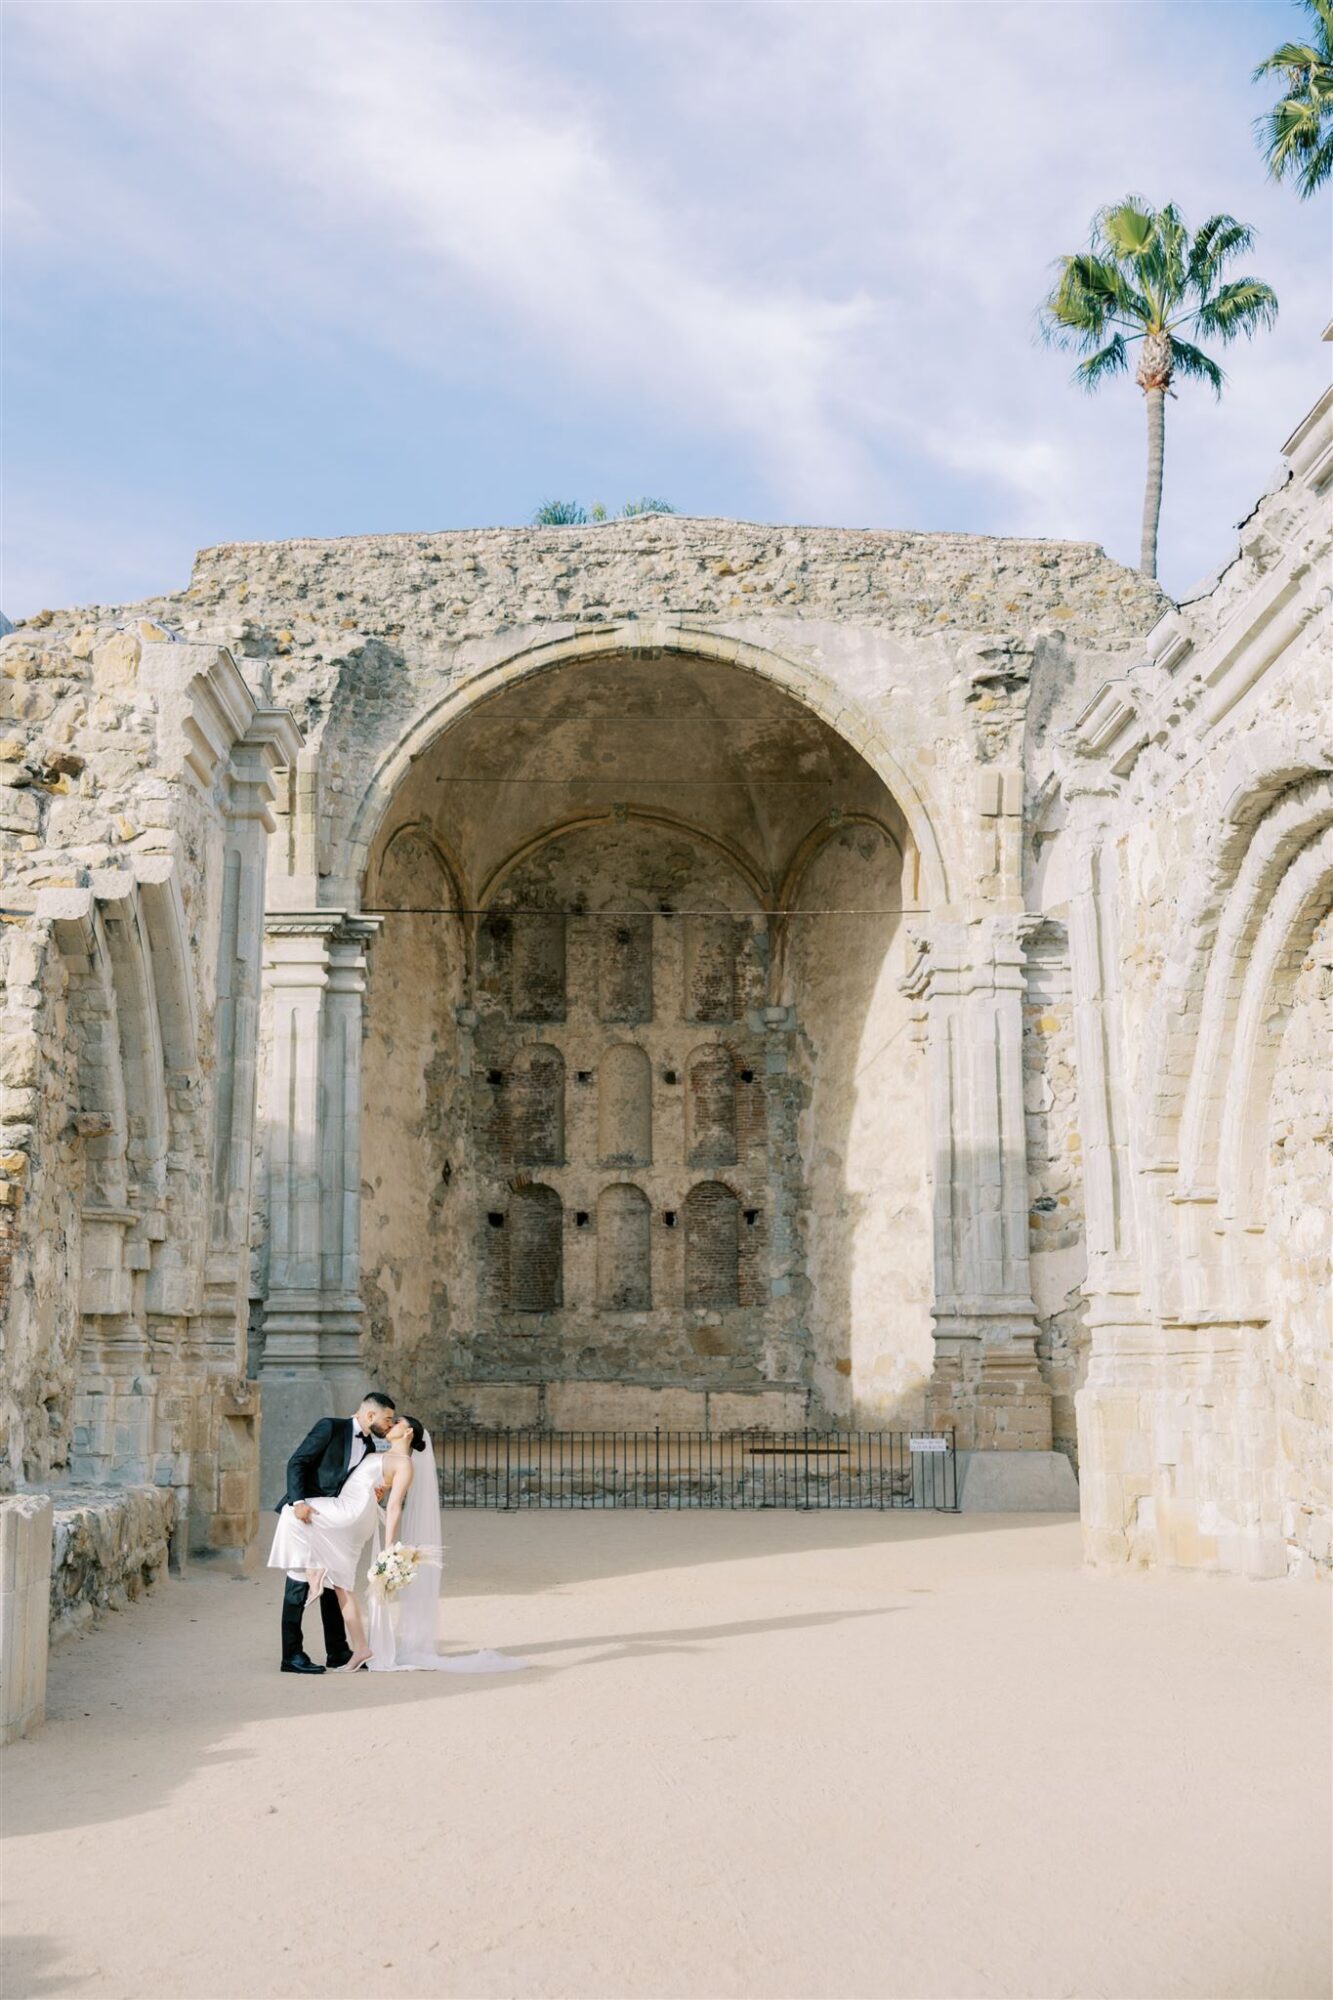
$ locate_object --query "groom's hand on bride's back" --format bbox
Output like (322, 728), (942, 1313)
(292, 1502), (315, 1523)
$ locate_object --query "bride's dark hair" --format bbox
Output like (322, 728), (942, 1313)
(403, 1415), (427, 1454)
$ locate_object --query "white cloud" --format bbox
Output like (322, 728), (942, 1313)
(9, 3), (885, 510)
(5, 0), (1329, 603)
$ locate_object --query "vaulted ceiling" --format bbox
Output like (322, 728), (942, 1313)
(366, 649), (905, 906)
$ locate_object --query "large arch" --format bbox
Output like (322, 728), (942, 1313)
(342, 624), (951, 915)
(353, 638), (939, 1436)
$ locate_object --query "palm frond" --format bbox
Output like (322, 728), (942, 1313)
(1151, 203), (1190, 303)
(1265, 94), (1333, 190)
(1188, 215), (1255, 293)
(1168, 338), (1226, 397)
(1073, 335), (1129, 390)
(1296, 129), (1333, 192)
(1040, 252), (1150, 347)
(1254, 36), (1326, 81)
(1254, 0), (1333, 192)
(1192, 278), (1280, 342)
(1099, 200), (1157, 258)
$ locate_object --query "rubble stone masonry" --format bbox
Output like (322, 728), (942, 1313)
(1, 363), (1327, 1606)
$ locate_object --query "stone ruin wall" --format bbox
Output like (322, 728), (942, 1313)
(0, 611), (298, 1573)
(1063, 375), (1332, 1576)
(2, 374), (1327, 1582)
(225, 518), (1161, 1469)
(360, 806), (928, 1441)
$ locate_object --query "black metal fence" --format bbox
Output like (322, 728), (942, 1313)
(436, 1429), (957, 1511)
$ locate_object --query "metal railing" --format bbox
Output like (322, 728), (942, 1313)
(436, 1428), (957, 1511)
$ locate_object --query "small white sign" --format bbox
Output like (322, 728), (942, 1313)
(908, 1436), (949, 1453)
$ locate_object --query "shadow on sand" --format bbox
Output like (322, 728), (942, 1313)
(5, 1516), (942, 1840)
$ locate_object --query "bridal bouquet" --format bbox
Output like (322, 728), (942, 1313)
(368, 1541), (441, 1603)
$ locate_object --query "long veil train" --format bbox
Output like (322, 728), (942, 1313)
(365, 1431), (527, 1674)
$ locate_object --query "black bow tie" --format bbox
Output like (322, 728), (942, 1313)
(358, 1431), (374, 1448)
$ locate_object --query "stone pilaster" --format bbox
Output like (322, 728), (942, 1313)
(903, 915), (1052, 1452)
(257, 911), (378, 1501)
(202, 709), (304, 1351)
(1062, 789), (1155, 1559)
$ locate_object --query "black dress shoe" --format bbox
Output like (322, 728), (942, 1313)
(325, 1650), (353, 1672)
(281, 1654), (326, 1674)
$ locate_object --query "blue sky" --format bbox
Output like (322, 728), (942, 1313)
(3, 1), (1328, 617)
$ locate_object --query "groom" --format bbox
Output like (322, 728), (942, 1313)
(277, 1391), (396, 1674)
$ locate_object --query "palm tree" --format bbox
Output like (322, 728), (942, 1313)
(1040, 199), (1278, 579)
(1254, 0), (1333, 197)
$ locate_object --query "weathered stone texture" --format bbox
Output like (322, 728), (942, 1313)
(0, 608), (298, 1559)
(48, 1484), (176, 1640)
(1265, 908), (1332, 1570)
(0, 922), (82, 1486)
(2, 370), (1327, 1595)
(1022, 923), (1087, 1468)
(1063, 374), (1332, 1576)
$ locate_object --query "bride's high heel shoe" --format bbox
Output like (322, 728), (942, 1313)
(338, 1649), (372, 1672)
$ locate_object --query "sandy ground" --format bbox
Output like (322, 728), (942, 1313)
(1, 1510), (1329, 2000)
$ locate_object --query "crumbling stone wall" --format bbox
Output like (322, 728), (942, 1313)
(1065, 373), (1332, 1576)
(8, 366), (1328, 1595)
(0, 917), (82, 1483)
(22, 403), (1331, 1582)
(0, 609), (297, 1565)
(13, 510), (1171, 1522)
(1022, 920), (1086, 1468)
(48, 1484), (176, 1641)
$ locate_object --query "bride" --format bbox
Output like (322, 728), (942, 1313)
(366, 1416), (526, 1675)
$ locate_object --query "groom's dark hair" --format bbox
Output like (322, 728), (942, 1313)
(362, 1390), (396, 1411)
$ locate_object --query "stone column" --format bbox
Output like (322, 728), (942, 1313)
(193, 708), (302, 1557)
(1063, 789), (1158, 1562)
(1065, 792), (1142, 1319)
(203, 711), (304, 1344)
(904, 917), (1076, 1505)
(257, 912), (378, 1501)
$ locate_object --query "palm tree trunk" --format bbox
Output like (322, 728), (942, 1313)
(1140, 386), (1166, 579)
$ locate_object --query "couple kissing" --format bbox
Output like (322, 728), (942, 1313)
(270, 1391), (526, 1678)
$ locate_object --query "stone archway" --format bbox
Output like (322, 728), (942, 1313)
(354, 645), (936, 1438)
(257, 630), (1062, 1493)
(340, 622), (953, 912)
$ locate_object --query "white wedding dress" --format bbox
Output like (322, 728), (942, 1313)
(267, 1448), (383, 1591)
(366, 1430), (527, 1675)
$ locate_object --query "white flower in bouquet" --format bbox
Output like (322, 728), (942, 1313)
(368, 1540), (442, 1603)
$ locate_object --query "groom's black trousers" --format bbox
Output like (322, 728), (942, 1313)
(281, 1575), (348, 1664)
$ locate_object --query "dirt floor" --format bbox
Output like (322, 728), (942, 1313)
(2, 1510), (1329, 2000)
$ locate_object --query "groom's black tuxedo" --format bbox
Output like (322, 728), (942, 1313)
(278, 1416), (374, 1668)
(279, 1416), (361, 1514)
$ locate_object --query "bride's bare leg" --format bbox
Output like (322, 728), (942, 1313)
(334, 1587), (371, 1670)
